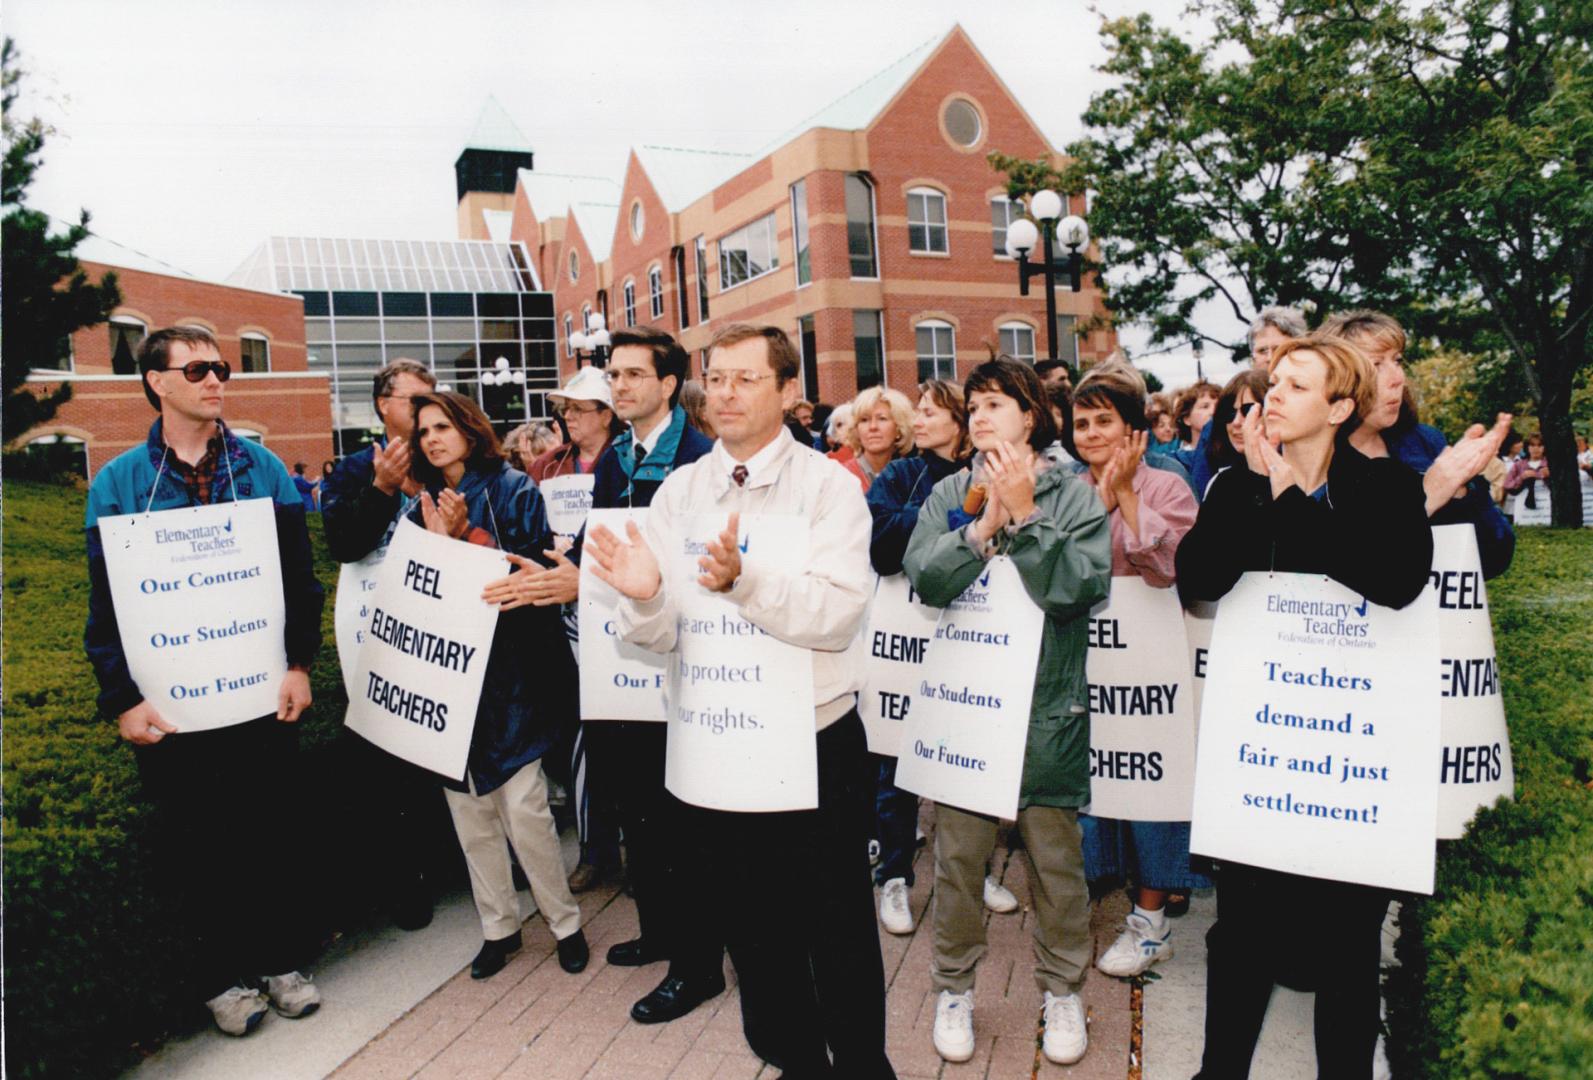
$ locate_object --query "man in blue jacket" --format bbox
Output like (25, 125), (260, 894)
(83, 326), (326, 1037)
(508, 326), (722, 1024)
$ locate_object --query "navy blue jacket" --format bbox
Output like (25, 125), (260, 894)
(321, 441), (407, 564)
(569, 417), (713, 562)
(408, 461), (576, 795)
(866, 452), (966, 576)
(84, 420), (325, 719)
(1383, 422), (1515, 580)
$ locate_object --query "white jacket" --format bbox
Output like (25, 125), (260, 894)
(615, 427), (871, 729)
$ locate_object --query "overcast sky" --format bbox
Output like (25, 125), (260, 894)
(8, 0), (1247, 389)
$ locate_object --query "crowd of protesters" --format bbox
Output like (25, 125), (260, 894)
(84, 304), (1527, 1078)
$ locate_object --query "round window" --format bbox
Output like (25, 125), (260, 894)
(630, 201), (645, 241)
(944, 99), (982, 148)
(569, 249), (579, 283)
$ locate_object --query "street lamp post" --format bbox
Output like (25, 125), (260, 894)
(1192, 338), (1205, 381)
(569, 311), (611, 369)
(1006, 190), (1089, 365)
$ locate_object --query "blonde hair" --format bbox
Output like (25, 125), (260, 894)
(1319, 309), (1406, 359)
(1269, 334), (1377, 423)
(846, 385), (915, 458)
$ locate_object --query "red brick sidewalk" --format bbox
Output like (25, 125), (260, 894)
(332, 814), (1135, 1080)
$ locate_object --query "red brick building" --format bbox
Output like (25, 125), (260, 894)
(17, 234), (330, 478)
(484, 26), (1114, 403)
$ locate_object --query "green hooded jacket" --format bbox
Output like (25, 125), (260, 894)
(903, 455), (1111, 809)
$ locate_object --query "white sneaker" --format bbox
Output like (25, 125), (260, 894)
(867, 838), (881, 866)
(206, 986), (269, 1036)
(1096, 912), (1173, 977)
(932, 989), (976, 1062)
(1042, 990), (1088, 1065)
(879, 877), (914, 935)
(983, 875), (1019, 913)
(262, 970), (321, 1018)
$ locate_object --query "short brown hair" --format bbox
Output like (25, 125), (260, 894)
(1268, 334), (1377, 426)
(963, 357), (1057, 451)
(1173, 380), (1220, 442)
(138, 326), (222, 410)
(705, 323), (800, 385)
(1319, 309), (1407, 359)
(1208, 368), (1274, 471)
(1073, 361), (1149, 432)
(407, 391), (503, 488)
(610, 325), (689, 407)
(917, 379), (972, 459)
(373, 358), (436, 405)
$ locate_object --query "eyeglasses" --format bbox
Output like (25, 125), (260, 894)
(608, 368), (658, 387)
(560, 401), (604, 416)
(164, 360), (231, 383)
(703, 370), (775, 392)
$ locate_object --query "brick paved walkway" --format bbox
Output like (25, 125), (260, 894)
(331, 808), (1140, 1080)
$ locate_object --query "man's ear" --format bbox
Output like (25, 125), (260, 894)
(662, 374), (679, 406)
(780, 377), (799, 410)
(145, 369), (165, 402)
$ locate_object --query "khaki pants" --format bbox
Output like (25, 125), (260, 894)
(932, 802), (1090, 997)
(444, 760), (582, 942)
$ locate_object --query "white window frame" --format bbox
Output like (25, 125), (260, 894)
(564, 313), (575, 356)
(239, 332), (271, 373)
(999, 321), (1037, 365)
(623, 280), (637, 327)
(907, 187), (949, 255)
(694, 236), (710, 320)
(846, 174), (879, 280)
(109, 316), (147, 375)
(648, 265), (664, 319)
(915, 320), (957, 380)
(717, 212), (780, 292)
(991, 196), (1024, 258)
(630, 200), (645, 241)
(853, 309), (887, 389)
(790, 179), (811, 288)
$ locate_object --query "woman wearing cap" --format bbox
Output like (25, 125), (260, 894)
(1175, 335), (1432, 1080)
(529, 367), (624, 483)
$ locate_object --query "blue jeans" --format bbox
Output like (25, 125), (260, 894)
(871, 754), (918, 886)
(1079, 815), (1212, 892)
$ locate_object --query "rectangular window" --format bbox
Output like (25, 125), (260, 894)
(240, 335), (271, 373)
(999, 324), (1036, 365)
(649, 267), (664, 319)
(991, 197), (1023, 256)
(624, 281), (637, 327)
(853, 310), (884, 390)
(846, 175), (877, 278)
(675, 247), (690, 328)
(717, 212), (779, 291)
(907, 190), (948, 254)
(915, 323), (956, 381)
(564, 314), (574, 356)
(799, 314), (818, 402)
(790, 180), (811, 286)
(694, 236), (710, 321)
(1053, 315), (1079, 364)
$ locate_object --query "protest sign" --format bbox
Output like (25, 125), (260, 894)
(539, 474), (596, 538)
(1510, 480), (1551, 526)
(345, 519), (503, 780)
(99, 499), (288, 731)
(1185, 600), (1217, 729)
(894, 557), (1046, 820)
(1190, 572), (1440, 893)
(664, 513), (817, 812)
(579, 508), (667, 721)
(335, 554), (384, 701)
(1581, 470), (1593, 526)
(1429, 525), (1514, 838)
(1085, 576), (1198, 820)
(857, 573), (941, 756)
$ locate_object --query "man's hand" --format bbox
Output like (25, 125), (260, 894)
(587, 519), (663, 601)
(419, 490), (470, 538)
(277, 669), (312, 722)
(697, 512), (742, 593)
(118, 700), (178, 745)
(481, 550), (580, 609)
(1424, 413), (1513, 515)
(371, 439), (413, 497)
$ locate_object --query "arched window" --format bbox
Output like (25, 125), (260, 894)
(907, 187), (948, 254)
(648, 266), (664, 319)
(20, 433), (87, 478)
(990, 196), (1024, 257)
(623, 280), (636, 327)
(999, 322), (1037, 365)
(109, 316), (146, 376)
(915, 320), (956, 380)
(630, 200), (645, 242)
(239, 332), (270, 373)
(564, 313), (575, 356)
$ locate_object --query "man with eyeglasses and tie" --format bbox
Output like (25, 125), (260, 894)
(83, 326), (326, 1036)
(585, 323), (895, 1079)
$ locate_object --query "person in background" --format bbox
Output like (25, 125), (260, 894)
(1176, 335), (1432, 1080)
(1173, 382), (1220, 457)
(531, 368), (621, 483)
(1035, 358), (1074, 396)
(678, 378), (715, 439)
(1147, 394), (1180, 455)
(825, 402), (856, 461)
(1492, 431), (1524, 507)
(905, 358), (1111, 1068)
(1324, 309), (1515, 578)
(291, 462), (318, 512)
(844, 386), (914, 490)
(409, 390), (590, 981)
(84, 326), (325, 1036)
(809, 403), (835, 450)
(1204, 369), (1274, 493)
(790, 399), (816, 432)
(501, 424), (536, 475)
(317, 460), (335, 507)
(1067, 362), (1204, 977)
(1503, 432), (1550, 514)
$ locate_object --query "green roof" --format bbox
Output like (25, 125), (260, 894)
(462, 95), (533, 155)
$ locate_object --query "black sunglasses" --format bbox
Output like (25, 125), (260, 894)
(1237, 401), (1259, 417)
(164, 360), (232, 383)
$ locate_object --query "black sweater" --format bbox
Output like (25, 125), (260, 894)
(1175, 442), (1433, 610)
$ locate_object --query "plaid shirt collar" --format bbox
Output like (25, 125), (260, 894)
(149, 419), (229, 504)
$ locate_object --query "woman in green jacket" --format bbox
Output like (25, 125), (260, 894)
(904, 358), (1111, 1068)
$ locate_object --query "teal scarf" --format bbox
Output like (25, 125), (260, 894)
(611, 405), (688, 499)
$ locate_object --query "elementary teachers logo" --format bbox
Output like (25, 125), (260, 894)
(154, 517), (239, 563)
(1265, 588), (1372, 648)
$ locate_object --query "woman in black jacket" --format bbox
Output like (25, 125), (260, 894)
(1176, 336), (1433, 1080)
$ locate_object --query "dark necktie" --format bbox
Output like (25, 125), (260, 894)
(732, 464), (749, 488)
(634, 442), (648, 467)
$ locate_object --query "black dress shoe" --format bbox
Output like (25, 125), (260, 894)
(556, 929), (590, 973)
(607, 937), (665, 967)
(470, 930), (522, 979)
(630, 974), (726, 1024)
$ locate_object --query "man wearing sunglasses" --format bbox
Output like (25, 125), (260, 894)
(83, 326), (327, 1037)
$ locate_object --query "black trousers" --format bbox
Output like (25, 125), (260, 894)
(1195, 863), (1390, 1080)
(585, 720), (723, 983)
(134, 716), (313, 1002)
(676, 711), (896, 1080)
(338, 728), (450, 914)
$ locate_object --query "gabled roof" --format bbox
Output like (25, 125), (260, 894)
(462, 95), (533, 155)
(634, 145), (756, 213)
(63, 215), (198, 279)
(569, 201), (620, 263)
(515, 168), (624, 262)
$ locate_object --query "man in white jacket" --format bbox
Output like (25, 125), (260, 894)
(586, 324), (895, 1080)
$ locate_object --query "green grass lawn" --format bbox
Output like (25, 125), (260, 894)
(3, 478), (1589, 1078)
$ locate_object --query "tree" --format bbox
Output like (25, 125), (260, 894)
(2, 37), (119, 443)
(998, 0), (1592, 525)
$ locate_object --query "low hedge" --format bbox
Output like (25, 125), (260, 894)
(1385, 528), (1593, 1079)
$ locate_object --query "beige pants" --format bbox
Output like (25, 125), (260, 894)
(932, 802), (1091, 996)
(444, 760), (582, 942)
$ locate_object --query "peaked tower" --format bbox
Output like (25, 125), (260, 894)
(455, 96), (534, 239)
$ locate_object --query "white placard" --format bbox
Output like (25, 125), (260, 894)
(579, 508), (668, 721)
(1086, 576), (1198, 820)
(1429, 525), (1514, 839)
(1185, 600), (1217, 730)
(1511, 477), (1551, 526)
(1190, 572), (1441, 893)
(539, 474), (596, 537)
(857, 573), (941, 756)
(663, 513), (818, 812)
(344, 519), (503, 780)
(894, 557), (1046, 820)
(98, 499), (288, 731)
(1581, 470), (1593, 527)
(336, 550), (385, 702)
